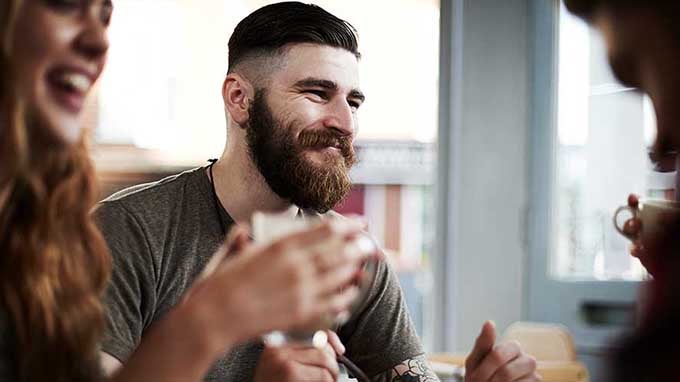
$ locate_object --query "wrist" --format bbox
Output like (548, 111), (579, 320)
(115, 299), (235, 382)
(171, 297), (237, 358)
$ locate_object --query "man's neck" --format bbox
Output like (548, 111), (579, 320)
(210, 147), (294, 227)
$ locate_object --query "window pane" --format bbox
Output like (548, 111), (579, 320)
(553, 3), (657, 280)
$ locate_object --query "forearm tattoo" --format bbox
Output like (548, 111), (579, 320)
(370, 355), (441, 382)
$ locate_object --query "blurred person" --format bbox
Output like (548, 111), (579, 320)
(96, 2), (539, 382)
(564, 1), (680, 381)
(0, 0), (372, 381)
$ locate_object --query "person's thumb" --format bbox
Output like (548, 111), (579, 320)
(225, 226), (251, 256)
(465, 321), (496, 370)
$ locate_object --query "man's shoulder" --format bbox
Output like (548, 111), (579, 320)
(98, 167), (204, 216)
(102, 167), (203, 204)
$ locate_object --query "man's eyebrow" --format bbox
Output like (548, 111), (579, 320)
(294, 78), (337, 90)
(294, 77), (365, 102)
(349, 89), (365, 103)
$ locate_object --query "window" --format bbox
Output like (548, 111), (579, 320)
(552, 3), (659, 280)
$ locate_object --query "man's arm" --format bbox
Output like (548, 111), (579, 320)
(370, 355), (440, 382)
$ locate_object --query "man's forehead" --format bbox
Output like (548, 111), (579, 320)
(274, 43), (361, 89)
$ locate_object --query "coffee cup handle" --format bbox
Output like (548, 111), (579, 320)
(612, 205), (638, 240)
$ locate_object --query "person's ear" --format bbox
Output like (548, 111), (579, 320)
(222, 73), (254, 126)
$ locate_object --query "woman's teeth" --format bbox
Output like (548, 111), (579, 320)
(55, 72), (91, 93)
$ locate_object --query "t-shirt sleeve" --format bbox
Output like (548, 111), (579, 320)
(338, 259), (424, 377)
(95, 201), (157, 363)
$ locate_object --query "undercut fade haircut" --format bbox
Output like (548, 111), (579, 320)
(227, 1), (360, 73)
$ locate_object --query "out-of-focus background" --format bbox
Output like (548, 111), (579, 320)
(89, 1), (670, 380)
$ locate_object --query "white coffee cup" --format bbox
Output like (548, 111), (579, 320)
(613, 198), (680, 243)
(252, 210), (378, 348)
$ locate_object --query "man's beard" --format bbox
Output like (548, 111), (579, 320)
(245, 89), (357, 213)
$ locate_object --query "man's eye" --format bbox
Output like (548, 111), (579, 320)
(306, 90), (328, 100)
(348, 100), (362, 110)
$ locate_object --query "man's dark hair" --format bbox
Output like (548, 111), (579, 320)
(228, 2), (360, 73)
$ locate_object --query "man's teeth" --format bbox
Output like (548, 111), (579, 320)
(57, 72), (91, 93)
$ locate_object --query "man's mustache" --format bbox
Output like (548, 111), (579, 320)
(298, 130), (352, 150)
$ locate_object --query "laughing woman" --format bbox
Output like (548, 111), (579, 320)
(0, 1), (373, 381)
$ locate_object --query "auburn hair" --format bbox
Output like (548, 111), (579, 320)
(0, 1), (111, 381)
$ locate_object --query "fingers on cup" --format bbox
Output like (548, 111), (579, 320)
(630, 241), (646, 259)
(316, 264), (359, 296)
(285, 346), (339, 379)
(326, 330), (345, 355)
(316, 239), (374, 275)
(622, 217), (642, 237)
(319, 285), (360, 316)
(224, 225), (251, 255)
(627, 194), (640, 208)
(321, 344), (340, 377)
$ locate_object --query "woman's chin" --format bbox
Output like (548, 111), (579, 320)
(38, 108), (84, 146)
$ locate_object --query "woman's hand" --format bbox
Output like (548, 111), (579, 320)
(622, 194), (646, 260)
(623, 194), (659, 276)
(623, 194), (680, 278)
(185, 219), (377, 352)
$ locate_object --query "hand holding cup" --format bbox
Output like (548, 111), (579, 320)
(252, 211), (380, 347)
(184, 216), (379, 352)
(613, 194), (680, 276)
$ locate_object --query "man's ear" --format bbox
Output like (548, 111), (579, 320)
(222, 73), (254, 126)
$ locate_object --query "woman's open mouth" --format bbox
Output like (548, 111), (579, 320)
(46, 68), (94, 113)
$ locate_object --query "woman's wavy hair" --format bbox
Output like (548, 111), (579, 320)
(0, 1), (111, 381)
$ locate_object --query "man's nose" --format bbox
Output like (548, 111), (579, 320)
(323, 98), (355, 138)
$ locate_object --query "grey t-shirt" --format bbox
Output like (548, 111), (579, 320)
(96, 167), (423, 380)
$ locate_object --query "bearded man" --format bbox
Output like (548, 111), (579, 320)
(96, 3), (539, 382)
